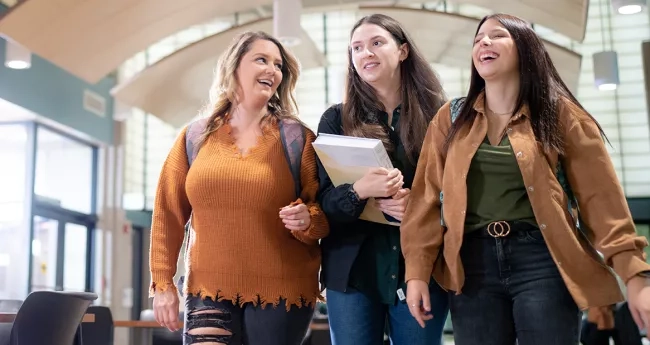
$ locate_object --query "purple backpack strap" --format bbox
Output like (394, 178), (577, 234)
(279, 118), (305, 199)
(185, 118), (210, 167)
(178, 118), (209, 296)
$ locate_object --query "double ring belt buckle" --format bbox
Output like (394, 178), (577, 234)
(486, 221), (511, 238)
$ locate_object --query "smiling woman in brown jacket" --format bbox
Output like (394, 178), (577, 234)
(400, 13), (650, 345)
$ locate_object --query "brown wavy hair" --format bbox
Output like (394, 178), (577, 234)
(343, 14), (447, 162)
(196, 30), (301, 147)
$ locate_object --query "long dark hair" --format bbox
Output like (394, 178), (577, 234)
(343, 14), (446, 163)
(444, 13), (606, 154)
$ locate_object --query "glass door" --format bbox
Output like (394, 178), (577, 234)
(30, 216), (59, 291)
(29, 210), (94, 293)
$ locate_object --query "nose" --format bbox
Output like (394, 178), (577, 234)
(479, 37), (491, 47)
(362, 46), (375, 58)
(264, 62), (275, 74)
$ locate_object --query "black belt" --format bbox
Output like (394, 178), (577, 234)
(476, 220), (537, 238)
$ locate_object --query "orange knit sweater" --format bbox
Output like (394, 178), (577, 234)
(149, 121), (329, 309)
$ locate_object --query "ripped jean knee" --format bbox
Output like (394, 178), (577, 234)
(184, 295), (238, 345)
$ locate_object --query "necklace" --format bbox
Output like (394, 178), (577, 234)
(488, 107), (514, 116)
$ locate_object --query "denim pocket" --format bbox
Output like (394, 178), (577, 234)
(518, 229), (545, 244)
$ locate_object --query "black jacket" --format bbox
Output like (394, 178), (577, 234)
(317, 103), (417, 292)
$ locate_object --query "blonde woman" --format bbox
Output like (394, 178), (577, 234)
(149, 31), (329, 345)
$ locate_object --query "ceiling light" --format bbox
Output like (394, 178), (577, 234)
(4, 40), (31, 69)
(611, 0), (645, 14)
(273, 0), (302, 47)
(593, 51), (620, 91)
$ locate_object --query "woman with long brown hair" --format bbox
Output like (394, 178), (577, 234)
(149, 31), (329, 345)
(401, 13), (650, 345)
(317, 14), (449, 345)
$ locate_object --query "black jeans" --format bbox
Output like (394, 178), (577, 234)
(184, 295), (314, 345)
(450, 223), (581, 345)
(580, 303), (643, 345)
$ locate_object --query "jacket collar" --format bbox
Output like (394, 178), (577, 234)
(472, 90), (530, 120)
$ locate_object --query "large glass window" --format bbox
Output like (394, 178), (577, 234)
(0, 124), (31, 299)
(30, 216), (59, 291)
(34, 127), (94, 213)
(63, 223), (88, 291)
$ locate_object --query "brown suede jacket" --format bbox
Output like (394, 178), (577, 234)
(401, 91), (650, 310)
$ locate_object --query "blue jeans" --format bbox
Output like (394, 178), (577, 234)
(184, 295), (314, 345)
(326, 284), (449, 345)
(449, 224), (581, 345)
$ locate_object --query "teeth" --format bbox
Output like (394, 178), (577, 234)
(480, 52), (498, 62)
(258, 79), (272, 86)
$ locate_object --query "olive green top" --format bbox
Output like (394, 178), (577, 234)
(465, 135), (537, 232)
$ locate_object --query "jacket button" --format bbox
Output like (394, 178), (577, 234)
(540, 224), (547, 230)
(461, 210), (466, 215)
(507, 128), (513, 132)
(516, 152), (523, 158)
(528, 186), (534, 192)
(391, 275), (396, 279)
(393, 246), (397, 251)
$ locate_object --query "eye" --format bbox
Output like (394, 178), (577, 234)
(352, 46), (361, 52)
(373, 41), (382, 46)
(275, 63), (283, 69)
(256, 57), (267, 63)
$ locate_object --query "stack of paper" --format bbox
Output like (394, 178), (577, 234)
(313, 133), (400, 226)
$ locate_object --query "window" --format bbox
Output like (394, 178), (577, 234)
(0, 124), (31, 299)
(34, 127), (94, 213)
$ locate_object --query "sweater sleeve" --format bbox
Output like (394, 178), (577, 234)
(291, 129), (330, 244)
(149, 127), (193, 296)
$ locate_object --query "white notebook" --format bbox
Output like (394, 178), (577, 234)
(313, 133), (399, 226)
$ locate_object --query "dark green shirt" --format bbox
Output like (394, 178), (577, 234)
(348, 106), (407, 305)
(465, 135), (537, 232)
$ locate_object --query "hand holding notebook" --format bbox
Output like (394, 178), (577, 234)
(313, 133), (403, 225)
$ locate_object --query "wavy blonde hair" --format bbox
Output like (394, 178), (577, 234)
(196, 30), (301, 147)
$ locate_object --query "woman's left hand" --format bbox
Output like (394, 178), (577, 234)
(376, 188), (410, 222)
(280, 203), (311, 231)
(626, 275), (650, 330)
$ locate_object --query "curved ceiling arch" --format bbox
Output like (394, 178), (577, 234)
(356, 6), (582, 93)
(0, 0), (586, 84)
(113, 7), (581, 128)
(111, 17), (326, 128)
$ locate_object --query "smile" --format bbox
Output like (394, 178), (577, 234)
(363, 62), (379, 69)
(479, 51), (499, 63)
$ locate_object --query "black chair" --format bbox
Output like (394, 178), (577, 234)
(0, 291), (97, 345)
(140, 309), (183, 345)
(78, 305), (114, 345)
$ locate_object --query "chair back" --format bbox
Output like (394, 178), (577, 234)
(10, 291), (97, 345)
(79, 305), (114, 345)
